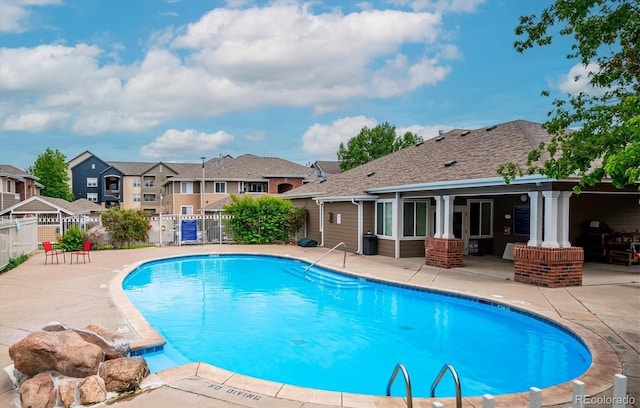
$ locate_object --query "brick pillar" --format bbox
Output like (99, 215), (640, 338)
(513, 245), (584, 287)
(425, 237), (463, 268)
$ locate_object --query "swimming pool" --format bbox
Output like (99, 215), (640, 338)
(122, 254), (591, 398)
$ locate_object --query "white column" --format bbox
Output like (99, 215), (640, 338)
(442, 195), (456, 239)
(542, 191), (560, 248)
(434, 196), (443, 238)
(558, 191), (573, 248)
(527, 192), (543, 247)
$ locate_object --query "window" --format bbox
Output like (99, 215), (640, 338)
(87, 178), (98, 187)
(144, 177), (154, 187)
(469, 200), (493, 238)
(181, 206), (193, 215)
(241, 182), (266, 193)
(133, 194), (141, 202)
(214, 182), (226, 193)
(133, 178), (141, 187)
(181, 182), (193, 194)
(143, 194), (156, 202)
(403, 201), (428, 237)
(6, 180), (11, 192)
(376, 201), (394, 237)
(87, 193), (98, 202)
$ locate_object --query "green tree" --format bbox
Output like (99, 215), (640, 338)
(101, 208), (150, 248)
(499, 0), (639, 191)
(337, 123), (423, 171)
(28, 148), (74, 200)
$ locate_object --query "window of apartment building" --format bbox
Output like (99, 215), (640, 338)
(214, 182), (226, 193)
(133, 194), (141, 202)
(87, 193), (98, 202)
(181, 182), (193, 194)
(143, 177), (154, 187)
(375, 201), (394, 237)
(241, 182), (266, 193)
(469, 199), (493, 238)
(133, 178), (141, 187)
(143, 194), (156, 202)
(403, 201), (429, 237)
(87, 178), (98, 187)
(181, 205), (193, 215)
(5, 180), (11, 192)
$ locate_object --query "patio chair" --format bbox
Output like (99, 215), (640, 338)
(71, 240), (92, 264)
(43, 241), (63, 265)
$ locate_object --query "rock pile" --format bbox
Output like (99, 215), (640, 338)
(8, 322), (150, 408)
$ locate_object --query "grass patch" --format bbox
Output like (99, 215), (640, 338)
(1, 254), (29, 274)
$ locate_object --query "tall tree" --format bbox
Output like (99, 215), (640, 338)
(28, 148), (74, 200)
(337, 122), (423, 171)
(499, 0), (639, 191)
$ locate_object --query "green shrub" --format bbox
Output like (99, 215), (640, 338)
(1, 254), (29, 273)
(101, 208), (151, 248)
(58, 226), (88, 252)
(223, 195), (307, 244)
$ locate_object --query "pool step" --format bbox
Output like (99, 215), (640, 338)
(286, 266), (368, 289)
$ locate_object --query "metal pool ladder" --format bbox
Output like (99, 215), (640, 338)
(386, 363), (413, 408)
(303, 242), (347, 272)
(430, 363), (462, 408)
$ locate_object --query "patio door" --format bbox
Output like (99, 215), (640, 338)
(453, 205), (468, 255)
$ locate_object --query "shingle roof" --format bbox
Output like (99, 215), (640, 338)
(282, 120), (552, 199)
(175, 154), (315, 180)
(312, 161), (342, 174)
(0, 164), (37, 180)
(40, 196), (106, 214)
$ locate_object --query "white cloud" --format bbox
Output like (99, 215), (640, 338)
(140, 129), (234, 160)
(0, 0), (62, 33)
(245, 132), (265, 142)
(2, 111), (70, 132)
(551, 62), (606, 97)
(301, 116), (378, 159)
(397, 124), (454, 139)
(1, 3), (467, 136)
(388, 0), (486, 12)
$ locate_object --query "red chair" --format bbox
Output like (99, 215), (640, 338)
(71, 241), (92, 264)
(43, 241), (63, 264)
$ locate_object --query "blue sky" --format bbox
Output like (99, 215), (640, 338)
(0, 0), (588, 170)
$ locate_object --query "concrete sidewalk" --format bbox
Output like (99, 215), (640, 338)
(1, 245), (638, 407)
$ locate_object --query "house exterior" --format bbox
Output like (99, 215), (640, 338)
(0, 165), (42, 212)
(0, 196), (105, 242)
(68, 152), (123, 208)
(282, 120), (639, 287)
(67, 152), (317, 216)
(161, 154), (316, 215)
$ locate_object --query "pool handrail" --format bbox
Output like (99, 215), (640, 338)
(303, 242), (347, 272)
(386, 362), (413, 408)
(430, 363), (462, 408)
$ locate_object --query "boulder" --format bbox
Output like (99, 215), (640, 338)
(9, 330), (104, 377)
(58, 377), (76, 408)
(42, 322), (130, 360)
(19, 372), (56, 408)
(78, 375), (107, 405)
(85, 324), (130, 359)
(99, 356), (150, 392)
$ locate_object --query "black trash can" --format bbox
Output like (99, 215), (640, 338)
(363, 233), (378, 255)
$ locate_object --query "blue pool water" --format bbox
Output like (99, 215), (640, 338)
(122, 254), (591, 397)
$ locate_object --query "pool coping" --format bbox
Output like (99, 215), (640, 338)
(109, 251), (622, 407)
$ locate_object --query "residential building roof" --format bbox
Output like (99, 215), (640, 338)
(0, 164), (38, 181)
(0, 195), (105, 216)
(169, 154), (316, 181)
(282, 120), (553, 199)
(311, 161), (342, 175)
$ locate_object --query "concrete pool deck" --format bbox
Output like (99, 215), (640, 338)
(0, 244), (638, 407)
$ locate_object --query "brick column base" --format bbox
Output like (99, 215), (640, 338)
(425, 237), (463, 269)
(513, 245), (584, 287)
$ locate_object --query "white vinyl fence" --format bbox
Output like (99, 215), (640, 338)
(147, 214), (235, 245)
(0, 217), (38, 270)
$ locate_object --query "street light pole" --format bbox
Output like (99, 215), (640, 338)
(201, 156), (205, 244)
